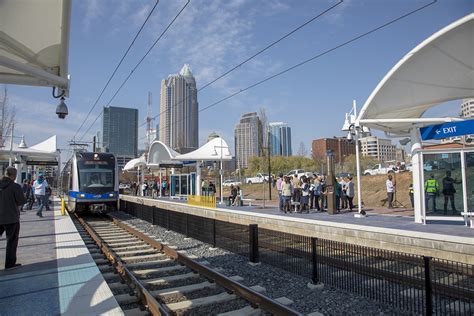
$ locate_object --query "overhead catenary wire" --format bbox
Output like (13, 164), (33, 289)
(79, 0), (191, 142)
(72, 0), (160, 141)
(139, 0), (343, 129)
(151, 0), (437, 142)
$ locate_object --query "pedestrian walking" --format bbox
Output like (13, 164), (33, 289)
(276, 173), (284, 211)
(33, 173), (49, 217)
(442, 171), (461, 214)
(0, 167), (27, 270)
(424, 174), (439, 212)
(20, 180), (29, 212)
(346, 177), (355, 211)
(386, 174), (395, 209)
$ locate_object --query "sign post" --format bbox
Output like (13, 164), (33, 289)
(419, 120), (474, 141)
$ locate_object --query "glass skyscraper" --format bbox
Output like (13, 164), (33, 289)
(268, 122), (292, 157)
(159, 64), (198, 153)
(234, 112), (262, 169)
(102, 106), (138, 160)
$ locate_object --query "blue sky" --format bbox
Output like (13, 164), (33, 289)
(6, 0), (472, 157)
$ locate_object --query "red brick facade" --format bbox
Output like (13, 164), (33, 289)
(312, 138), (356, 163)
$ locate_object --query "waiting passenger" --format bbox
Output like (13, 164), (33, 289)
(281, 176), (292, 213)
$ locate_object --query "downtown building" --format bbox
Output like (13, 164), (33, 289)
(359, 136), (397, 162)
(311, 137), (355, 164)
(102, 106), (138, 169)
(234, 112), (262, 169)
(268, 122), (292, 157)
(159, 64), (198, 153)
(442, 98), (474, 143)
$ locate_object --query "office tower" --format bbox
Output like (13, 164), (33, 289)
(234, 112), (262, 169)
(312, 137), (355, 163)
(159, 64), (198, 153)
(359, 136), (397, 162)
(268, 122), (292, 156)
(102, 106), (138, 168)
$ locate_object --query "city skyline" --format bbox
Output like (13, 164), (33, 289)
(3, 1), (471, 160)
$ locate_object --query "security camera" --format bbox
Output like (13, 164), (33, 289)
(56, 97), (68, 119)
(399, 137), (411, 146)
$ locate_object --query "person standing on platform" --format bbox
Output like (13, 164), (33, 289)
(424, 174), (439, 212)
(291, 175), (301, 212)
(386, 174), (395, 209)
(208, 181), (216, 197)
(33, 173), (48, 217)
(346, 177), (355, 212)
(0, 167), (26, 270)
(276, 173), (284, 211)
(442, 171), (461, 214)
(408, 183), (414, 208)
(281, 176), (292, 213)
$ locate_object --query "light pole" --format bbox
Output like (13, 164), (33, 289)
(342, 100), (366, 217)
(213, 138), (228, 205)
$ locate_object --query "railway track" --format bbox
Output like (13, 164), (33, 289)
(73, 213), (302, 316)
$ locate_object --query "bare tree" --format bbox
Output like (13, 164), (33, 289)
(297, 141), (308, 157)
(0, 85), (15, 147)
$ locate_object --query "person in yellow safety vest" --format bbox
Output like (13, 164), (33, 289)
(408, 183), (414, 208)
(424, 174), (439, 213)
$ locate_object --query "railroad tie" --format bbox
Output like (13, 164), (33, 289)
(122, 307), (148, 316)
(145, 272), (199, 285)
(133, 264), (187, 276)
(115, 293), (139, 305)
(125, 258), (173, 269)
(217, 305), (260, 316)
(151, 281), (216, 297)
(166, 292), (237, 312)
(114, 248), (157, 257)
(122, 253), (167, 263)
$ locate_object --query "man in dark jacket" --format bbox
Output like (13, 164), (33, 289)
(0, 167), (26, 270)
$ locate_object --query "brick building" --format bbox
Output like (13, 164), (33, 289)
(312, 137), (356, 163)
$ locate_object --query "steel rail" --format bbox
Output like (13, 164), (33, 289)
(75, 214), (171, 316)
(109, 214), (303, 316)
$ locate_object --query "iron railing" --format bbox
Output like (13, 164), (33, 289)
(120, 199), (474, 315)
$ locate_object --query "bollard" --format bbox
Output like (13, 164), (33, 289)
(249, 224), (259, 263)
(61, 197), (66, 216)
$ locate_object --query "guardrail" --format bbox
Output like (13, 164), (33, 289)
(120, 199), (474, 315)
(188, 195), (216, 208)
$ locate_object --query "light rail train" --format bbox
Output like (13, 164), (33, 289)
(60, 152), (119, 213)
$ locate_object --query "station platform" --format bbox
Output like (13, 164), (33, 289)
(0, 199), (123, 315)
(121, 195), (474, 264)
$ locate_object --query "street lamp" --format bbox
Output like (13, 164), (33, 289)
(342, 100), (366, 217)
(212, 138), (228, 205)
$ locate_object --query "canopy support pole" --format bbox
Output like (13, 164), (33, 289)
(196, 162), (202, 196)
(410, 128), (424, 224)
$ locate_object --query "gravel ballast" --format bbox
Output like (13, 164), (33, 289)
(112, 211), (403, 315)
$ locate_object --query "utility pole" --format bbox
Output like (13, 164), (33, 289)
(267, 129), (272, 200)
(92, 136), (96, 152)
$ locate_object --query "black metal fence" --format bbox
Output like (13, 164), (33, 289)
(120, 200), (473, 315)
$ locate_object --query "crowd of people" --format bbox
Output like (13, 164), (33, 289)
(276, 173), (355, 214)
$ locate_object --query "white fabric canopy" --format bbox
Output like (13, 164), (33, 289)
(123, 155), (147, 171)
(173, 137), (232, 161)
(0, 0), (71, 94)
(147, 140), (182, 168)
(357, 13), (474, 134)
(0, 135), (58, 161)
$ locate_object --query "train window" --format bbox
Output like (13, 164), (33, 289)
(77, 160), (114, 193)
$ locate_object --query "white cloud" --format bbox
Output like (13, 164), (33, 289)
(83, 0), (103, 31)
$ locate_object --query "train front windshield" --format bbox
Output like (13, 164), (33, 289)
(78, 160), (115, 193)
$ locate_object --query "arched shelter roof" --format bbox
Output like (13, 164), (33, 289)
(0, 135), (58, 161)
(173, 137), (232, 161)
(0, 0), (71, 94)
(123, 155), (146, 171)
(147, 140), (183, 169)
(357, 13), (474, 134)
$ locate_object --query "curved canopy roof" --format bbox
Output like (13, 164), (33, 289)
(0, 135), (58, 161)
(0, 0), (71, 94)
(173, 137), (232, 161)
(123, 155), (147, 171)
(147, 140), (182, 169)
(357, 13), (474, 134)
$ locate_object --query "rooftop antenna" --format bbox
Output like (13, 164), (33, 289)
(145, 92), (154, 155)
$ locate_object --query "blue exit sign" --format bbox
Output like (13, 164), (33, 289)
(420, 120), (474, 141)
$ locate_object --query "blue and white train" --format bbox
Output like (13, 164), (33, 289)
(60, 152), (119, 213)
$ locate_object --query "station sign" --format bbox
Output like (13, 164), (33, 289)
(419, 119), (474, 141)
(26, 160), (59, 166)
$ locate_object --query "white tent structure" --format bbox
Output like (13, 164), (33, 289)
(0, 135), (59, 183)
(356, 13), (474, 223)
(123, 154), (147, 196)
(0, 0), (71, 95)
(147, 140), (182, 169)
(174, 137), (232, 201)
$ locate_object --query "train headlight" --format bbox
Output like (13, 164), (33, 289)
(109, 193), (115, 198)
(79, 194), (85, 198)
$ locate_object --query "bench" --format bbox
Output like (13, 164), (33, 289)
(460, 212), (474, 228)
(241, 198), (254, 206)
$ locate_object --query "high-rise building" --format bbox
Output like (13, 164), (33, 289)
(359, 136), (396, 162)
(268, 122), (292, 156)
(311, 137), (355, 163)
(234, 112), (262, 169)
(159, 64), (198, 153)
(443, 99), (474, 143)
(102, 106), (138, 169)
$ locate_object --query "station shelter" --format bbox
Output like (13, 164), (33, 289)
(356, 13), (474, 224)
(0, 135), (60, 184)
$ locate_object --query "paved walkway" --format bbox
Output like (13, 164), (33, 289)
(0, 200), (123, 315)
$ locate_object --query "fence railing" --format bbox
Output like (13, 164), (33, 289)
(188, 195), (216, 208)
(119, 199), (474, 315)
